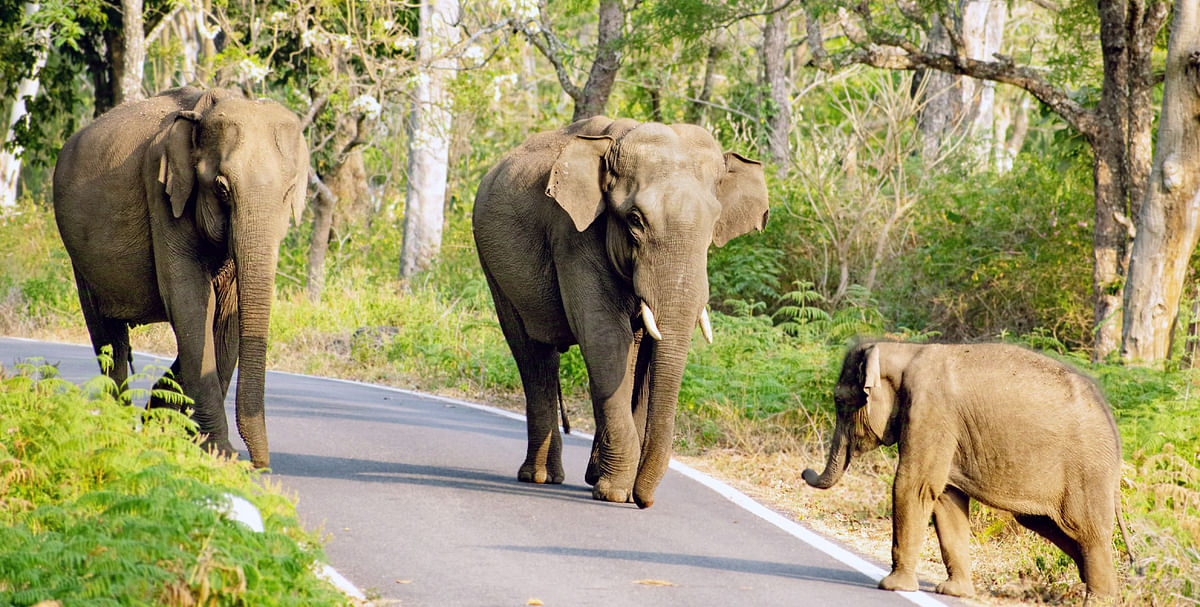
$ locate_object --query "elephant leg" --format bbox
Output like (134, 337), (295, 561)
(163, 273), (232, 456)
(213, 268), (239, 397)
(579, 328), (638, 504)
(586, 329), (649, 486)
(1061, 490), (1119, 597)
(881, 447), (951, 592)
(74, 271), (131, 399)
(932, 486), (975, 597)
(488, 278), (564, 484)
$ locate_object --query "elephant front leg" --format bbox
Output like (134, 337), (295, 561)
(932, 486), (975, 597)
(585, 337), (640, 504)
(165, 276), (233, 457)
(881, 464), (945, 592)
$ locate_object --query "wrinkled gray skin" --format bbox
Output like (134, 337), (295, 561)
(53, 87), (309, 468)
(473, 117), (769, 508)
(804, 341), (1127, 599)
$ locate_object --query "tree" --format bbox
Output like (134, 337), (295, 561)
(0, 2), (47, 208)
(805, 0), (1171, 360)
(399, 0), (461, 279)
(516, 0), (626, 121)
(1121, 0), (1200, 362)
(761, 1), (791, 172)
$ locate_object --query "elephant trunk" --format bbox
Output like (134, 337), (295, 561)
(233, 221), (279, 469)
(632, 312), (694, 509)
(803, 425), (850, 489)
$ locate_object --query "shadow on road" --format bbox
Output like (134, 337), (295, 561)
(267, 451), (621, 507)
(488, 544), (879, 590)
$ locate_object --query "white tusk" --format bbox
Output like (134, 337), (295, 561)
(641, 301), (663, 340)
(699, 307), (713, 344)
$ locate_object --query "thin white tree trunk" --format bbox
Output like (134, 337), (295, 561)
(1120, 0), (1200, 362)
(118, 0), (145, 104)
(961, 0), (1007, 162)
(0, 2), (48, 209)
(399, 0), (460, 279)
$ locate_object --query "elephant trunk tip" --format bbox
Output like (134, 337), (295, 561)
(802, 467), (835, 489)
(634, 496), (654, 509)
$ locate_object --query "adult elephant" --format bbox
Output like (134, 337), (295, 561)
(473, 117), (769, 508)
(53, 87), (309, 468)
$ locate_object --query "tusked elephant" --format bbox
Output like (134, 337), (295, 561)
(472, 117), (769, 508)
(53, 87), (309, 468)
(804, 340), (1132, 599)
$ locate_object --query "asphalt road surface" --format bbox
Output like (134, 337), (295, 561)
(1, 337), (959, 607)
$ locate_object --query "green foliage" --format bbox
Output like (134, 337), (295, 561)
(0, 206), (79, 329)
(0, 361), (347, 606)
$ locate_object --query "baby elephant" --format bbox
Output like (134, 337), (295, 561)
(804, 340), (1130, 599)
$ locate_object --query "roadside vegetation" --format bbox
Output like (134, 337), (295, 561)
(0, 346), (351, 605)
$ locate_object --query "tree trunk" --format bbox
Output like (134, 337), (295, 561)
(0, 2), (47, 209)
(399, 0), (460, 279)
(762, 3), (792, 175)
(685, 39), (724, 125)
(117, 0), (145, 105)
(915, 16), (961, 161)
(572, 0), (624, 121)
(1121, 0), (1200, 363)
(306, 171), (337, 302)
(961, 0), (1006, 162)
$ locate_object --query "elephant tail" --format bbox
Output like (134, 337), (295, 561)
(1116, 489), (1138, 574)
(557, 374), (570, 435)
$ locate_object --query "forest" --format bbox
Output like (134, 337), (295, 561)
(1, 0), (1199, 604)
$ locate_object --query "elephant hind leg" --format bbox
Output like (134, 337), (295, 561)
(75, 271), (131, 398)
(487, 278), (564, 485)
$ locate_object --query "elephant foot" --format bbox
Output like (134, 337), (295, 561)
(879, 570), (918, 592)
(592, 478), (634, 504)
(518, 461), (564, 485)
(936, 578), (975, 597)
(201, 436), (237, 460)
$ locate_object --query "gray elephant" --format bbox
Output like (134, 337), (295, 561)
(472, 117), (769, 508)
(53, 87), (309, 468)
(804, 340), (1130, 598)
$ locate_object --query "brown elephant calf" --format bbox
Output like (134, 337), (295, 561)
(804, 340), (1131, 600)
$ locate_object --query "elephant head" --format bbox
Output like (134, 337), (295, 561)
(547, 121), (770, 505)
(804, 341), (904, 489)
(153, 90), (309, 467)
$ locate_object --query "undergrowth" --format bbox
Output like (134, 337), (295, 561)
(0, 358), (348, 606)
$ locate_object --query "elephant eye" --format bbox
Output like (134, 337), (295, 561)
(627, 209), (645, 231)
(214, 175), (231, 202)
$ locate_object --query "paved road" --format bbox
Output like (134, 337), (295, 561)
(1, 337), (957, 607)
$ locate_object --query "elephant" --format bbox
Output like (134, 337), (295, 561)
(52, 87), (309, 469)
(472, 116), (770, 508)
(803, 340), (1131, 599)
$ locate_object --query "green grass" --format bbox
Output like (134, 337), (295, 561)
(0, 358), (349, 606)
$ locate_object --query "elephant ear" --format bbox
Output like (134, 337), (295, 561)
(862, 344), (897, 444)
(158, 111), (201, 219)
(280, 125), (310, 226)
(546, 135), (613, 232)
(713, 152), (770, 247)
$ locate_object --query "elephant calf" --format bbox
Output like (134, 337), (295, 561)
(804, 340), (1130, 599)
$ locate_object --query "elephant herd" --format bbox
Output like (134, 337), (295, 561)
(52, 87), (1129, 601)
